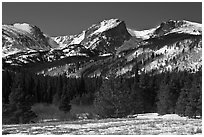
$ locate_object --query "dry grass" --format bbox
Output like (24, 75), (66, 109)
(2, 113), (202, 135)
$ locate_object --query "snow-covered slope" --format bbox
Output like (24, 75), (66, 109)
(70, 31), (85, 45)
(90, 19), (121, 35)
(165, 20), (202, 35)
(127, 28), (157, 40)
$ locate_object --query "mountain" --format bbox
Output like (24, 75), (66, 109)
(127, 20), (201, 39)
(2, 19), (202, 77)
(3, 23), (55, 56)
(54, 19), (131, 54)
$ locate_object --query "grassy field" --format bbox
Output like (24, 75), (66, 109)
(2, 113), (202, 135)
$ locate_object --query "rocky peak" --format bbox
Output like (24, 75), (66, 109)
(80, 18), (131, 53)
(2, 23), (52, 57)
(88, 18), (122, 35)
(53, 18), (131, 54)
(154, 19), (202, 37)
(12, 23), (46, 40)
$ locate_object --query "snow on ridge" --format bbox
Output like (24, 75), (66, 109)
(3, 24), (35, 39)
(182, 20), (202, 29)
(127, 28), (157, 39)
(54, 35), (74, 43)
(166, 20), (202, 35)
(2, 48), (21, 58)
(52, 35), (74, 49)
(70, 31), (85, 45)
(13, 23), (33, 33)
(128, 20), (202, 39)
(99, 53), (112, 57)
(92, 19), (121, 35)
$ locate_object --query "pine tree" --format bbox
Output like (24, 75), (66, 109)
(130, 81), (144, 114)
(185, 83), (201, 118)
(7, 73), (37, 124)
(78, 76), (86, 96)
(156, 83), (171, 115)
(138, 73), (156, 112)
(58, 84), (71, 113)
(175, 88), (189, 116)
(2, 70), (12, 103)
(175, 74), (192, 116)
(94, 77), (132, 118)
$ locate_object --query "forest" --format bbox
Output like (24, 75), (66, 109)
(2, 68), (202, 124)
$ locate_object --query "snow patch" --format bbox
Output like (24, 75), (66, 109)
(127, 28), (157, 39)
(99, 53), (112, 57)
(116, 65), (133, 76)
(13, 23), (33, 33)
(162, 114), (187, 120)
(5, 60), (12, 63)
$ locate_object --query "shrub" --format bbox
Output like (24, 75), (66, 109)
(31, 103), (59, 122)
(31, 103), (96, 122)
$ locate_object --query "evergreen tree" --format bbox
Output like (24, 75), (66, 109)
(2, 70), (12, 103)
(58, 84), (71, 113)
(185, 83), (201, 118)
(138, 73), (157, 112)
(7, 73), (37, 124)
(130, 81), (144, 114)
(94, 77), (132, 118)
(175, 74), (192, 116)
(78, 76), (86, 96)
(175, 88), (189, 116)
(156, 83), (171, 115)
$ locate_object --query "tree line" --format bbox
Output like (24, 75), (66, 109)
(2, 70), (102, 124)
(2, 68), (202, 124)
(94, 70), (201, 118)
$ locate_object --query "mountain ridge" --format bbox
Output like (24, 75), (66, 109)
(2, 18), (202, 77)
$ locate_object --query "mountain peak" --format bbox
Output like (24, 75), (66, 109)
(91, 18), (122, 35)
(12, 23), (36, 34)
(154, 19), (202, 37)
(100, 18), (121, 25)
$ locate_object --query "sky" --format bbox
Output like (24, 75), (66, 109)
(2, 2), (202, 36)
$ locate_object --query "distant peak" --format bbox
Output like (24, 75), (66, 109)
(100, 18), (121, 24)
(181, 20), (202, 28)
(13, 22), (30, 26)
(154, 19), (202, 36)
(13, 22), (35, 28)
(160, 20), (183, 28)
(160, 19), (201, 27)
(90, 18), (124, 35)
(12, 23), (36, 33)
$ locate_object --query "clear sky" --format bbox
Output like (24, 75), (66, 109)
(2, 2), (202, 36)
